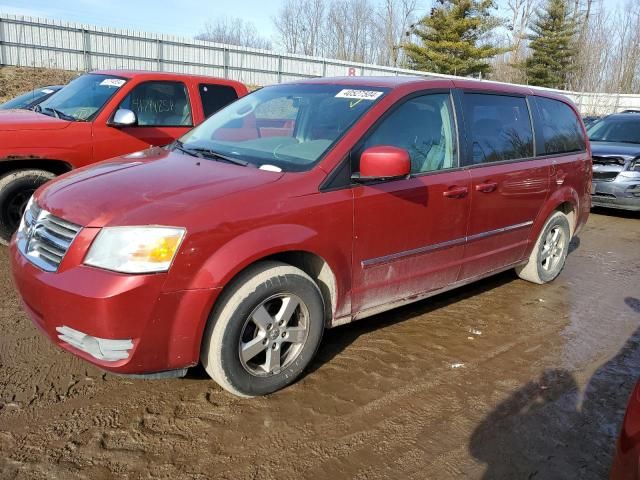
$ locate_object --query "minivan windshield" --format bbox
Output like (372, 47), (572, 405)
(177, 84), (388, 172)
(587, 115), (640, 144)
(37, 74), (127, 122)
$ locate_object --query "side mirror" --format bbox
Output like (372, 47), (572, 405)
(110, 109), (137, 127)
(352, 146), (411, 182)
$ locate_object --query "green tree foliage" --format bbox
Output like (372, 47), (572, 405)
(402, 0), (503, 77)
(522, 0), (579, 89)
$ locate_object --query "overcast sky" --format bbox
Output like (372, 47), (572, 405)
(0, 0), (627, 46)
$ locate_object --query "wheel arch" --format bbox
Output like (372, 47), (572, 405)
(532, 187), (579, 243)
(0, 158), (73, 177)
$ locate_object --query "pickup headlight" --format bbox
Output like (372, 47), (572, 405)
(84, 226), (186, 273)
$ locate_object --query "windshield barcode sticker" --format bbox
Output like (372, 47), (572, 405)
(335, 89), (384, 101)
(100, 79), (126, 88)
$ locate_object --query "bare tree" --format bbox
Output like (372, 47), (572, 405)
(379, 0), (419, 66)
(273, 0), (421, 65)
(196, 17), (272, 50)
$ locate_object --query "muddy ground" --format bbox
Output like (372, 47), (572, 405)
(0, 209), (638, 479)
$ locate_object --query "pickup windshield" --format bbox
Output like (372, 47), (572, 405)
(178, 84), (388, 172)
(37, 74), (127, 121)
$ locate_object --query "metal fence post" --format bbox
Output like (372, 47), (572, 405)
(82, 29), (91, 72)
(223, 47), (229, 78)
(277, 54), (283, 83)
(156, 39), (163, 71)
(0, 17), (6, 66)
(322, 60), (327, 77)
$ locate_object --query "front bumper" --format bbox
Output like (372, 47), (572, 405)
(591, 180), (640, 211)
(10, 241), (219, 374)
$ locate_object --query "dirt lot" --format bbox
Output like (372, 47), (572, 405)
(0, 208), (638, 479)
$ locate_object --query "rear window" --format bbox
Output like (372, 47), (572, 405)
(462, 93), (534, 165)
(535, 97), (586, 155)
(199, 84), (239, 118)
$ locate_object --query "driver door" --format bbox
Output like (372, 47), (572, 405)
(92, 81), (194, 161)
(351, 92), (471, 315)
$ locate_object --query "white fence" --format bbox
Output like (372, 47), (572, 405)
(1, 13), (639, 115)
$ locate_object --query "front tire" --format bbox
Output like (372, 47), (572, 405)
(516, 211), (571, 284)
(0, 169), (55, 245)
(201, 261), (325, 397)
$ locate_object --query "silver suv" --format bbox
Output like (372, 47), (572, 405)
(588, 111), (640, 211)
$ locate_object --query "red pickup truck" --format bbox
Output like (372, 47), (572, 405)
(0, 70), (247, 243)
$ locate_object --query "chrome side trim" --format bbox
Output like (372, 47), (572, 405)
(465, 220), (534, 243)
(362, 237), (466, 268)
(362, 220), (534, 268)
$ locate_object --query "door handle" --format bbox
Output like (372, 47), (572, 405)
(443, 186), (469, 198)
(475, 181), (498, 193)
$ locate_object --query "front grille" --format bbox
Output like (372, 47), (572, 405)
(17, 201), (82, 272)
(592, 171), (619, 182)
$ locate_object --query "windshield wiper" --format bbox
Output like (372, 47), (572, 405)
(44, 107), (76, 122)
(33, 104), (76, 121)
(174, 142), (249, 166)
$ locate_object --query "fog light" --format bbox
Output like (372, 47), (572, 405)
(56, 326), (133, 362)
(627, 185), (640, 197)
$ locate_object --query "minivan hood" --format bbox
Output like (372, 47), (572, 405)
(591, 141), (640, 159)
(0, 109), (72, 131)
(38, 148), (284, 227)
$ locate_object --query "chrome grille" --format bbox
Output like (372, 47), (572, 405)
(17, 201), (82, 272)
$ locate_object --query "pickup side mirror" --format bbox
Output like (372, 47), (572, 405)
(352, 146), (411, 182)
(110, 109), (137, 127)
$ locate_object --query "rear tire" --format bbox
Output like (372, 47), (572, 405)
(201, 261), (325, 397)
(0, 169), (54, 245)
(516, 211), (571, 284)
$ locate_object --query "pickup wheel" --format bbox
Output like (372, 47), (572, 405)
(0, 169), (55, 245)
(516, 211), (571, 284)
(201, 261), (325, 397)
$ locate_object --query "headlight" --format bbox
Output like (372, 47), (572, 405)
(84, 226), (186, 273)
(17, 196), (34, 234)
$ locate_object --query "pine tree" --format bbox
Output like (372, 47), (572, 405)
(402, 0), (503, 77)
(522, 0), (579, 89)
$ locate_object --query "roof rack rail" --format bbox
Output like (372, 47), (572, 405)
(621, 109), (640, 113)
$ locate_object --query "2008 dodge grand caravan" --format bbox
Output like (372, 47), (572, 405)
(10, 77), (591, 397)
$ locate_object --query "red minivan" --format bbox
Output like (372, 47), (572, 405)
(9, 77), (591, 396)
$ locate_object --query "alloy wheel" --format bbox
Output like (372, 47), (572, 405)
(238, 293), (310, 376)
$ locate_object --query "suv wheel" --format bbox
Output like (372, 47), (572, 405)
(201, 261), (325, 397)
(0, 169), (54, 245)
(516, 211), (571, 284)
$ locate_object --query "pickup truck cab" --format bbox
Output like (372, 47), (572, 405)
(0, 70), (247, 243)
(10, 77), (590, 397)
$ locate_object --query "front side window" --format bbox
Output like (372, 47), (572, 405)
(463, 93), (534, 165)
(37, 74), (126, 121)
(199, 84), (238, 118)
(587, 115), (640, 145)
(356, 93), (457, 174)
(536, 97), (586, 154)
(178, 84), (388, 172)
(118, 81), (192, 127)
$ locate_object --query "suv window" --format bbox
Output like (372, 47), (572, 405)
(199, 84), (239, 118)
(463, 93), (533, 165)
(357, 93), (457, 174)
(535, 97), (586, 154)
(118, 81), (192, 127)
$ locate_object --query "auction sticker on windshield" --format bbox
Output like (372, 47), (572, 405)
(100, 78), (126, 88)
(335, 89), (384, 101)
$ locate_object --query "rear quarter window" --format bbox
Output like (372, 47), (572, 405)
(535, 97), (586, 155)
(199, 84), (239, 118)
